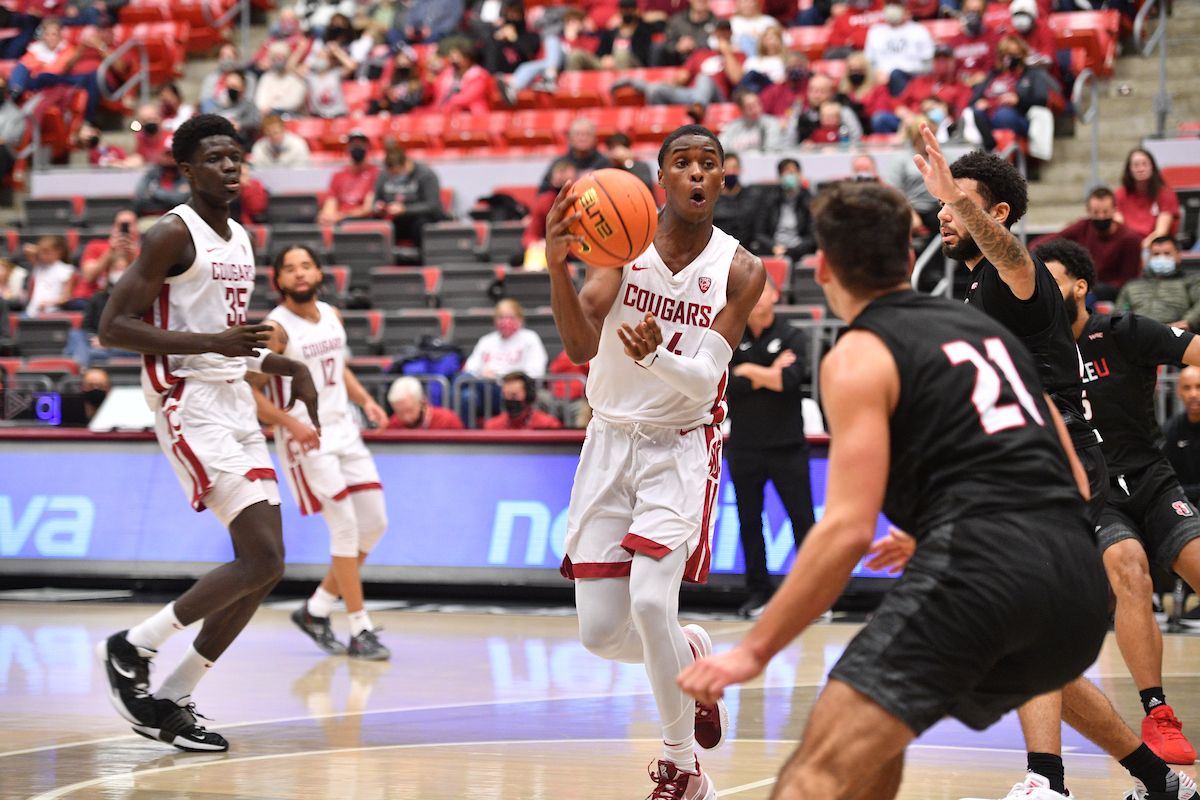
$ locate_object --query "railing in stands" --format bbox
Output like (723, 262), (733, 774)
(1071, 67), (1102, 191)
(1134, 0), (1171, 139)
(910, 235), (950, 298)
(203, 0), (251, 60)
(996, 140), (1029, 244)
(97, 39), (151, 107)
(14, 113), (42, 170)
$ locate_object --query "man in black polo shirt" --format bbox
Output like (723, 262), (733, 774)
(1164, 366), (1200, 504)
(726, 276), (815, 618)
(1039, 239), (1200, 764)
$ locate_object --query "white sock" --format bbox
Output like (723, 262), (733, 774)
(307, 587), (337, 618)
(664, 741), (697, 773)
(127, 602), (185, 651)
(156, 645), (213, 703)
(348, 609), (373, 636)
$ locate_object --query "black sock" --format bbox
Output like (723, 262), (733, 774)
(1140, 686), (1167, 716)
(1026, 752), (1066, 795)
(1119, 744), (1171, 793)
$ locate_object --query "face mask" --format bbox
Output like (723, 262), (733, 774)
(724, 174), (739, 190)
(349, 144), (367, 163)
(226, 88), (241, 103)
(847, 71), (866, 87)
(161, 101), (177, 116)
(1011, 13), (1033, 33)
(327, 26), (349, 40)
(277, 21), (298, 36)
(962, 12), (982, 37)
(142, 122), (159, 136)
(780, 173), (800, 191)
(0, 88), (8, 101)
(1147, 255), (1177, 276)
(503, 398), (527, 417)
(312, 59), (330, 72)
(1090, 217), (1113, 232)
(84, 134), (100, 148)
(219, 58), (237, 72)
(853, 173), (877, 182)
(883, 4), (904, 24)
(1005, 55), (1023, 71)
(496, 317), (520, 338)
(83, 388), (108, 407)
(786, 66), (808, 82)
(926, 107), (946, 125)
(622, 13), (637, 23)
(270, 58), (287, 72)
(394, 66), (411, 79)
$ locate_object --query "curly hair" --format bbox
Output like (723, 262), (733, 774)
(948, 149), (1029, 229)
(1033, 238), (1095, 290)
(657, 124), (724, 167)
(171, 113), (239, 165)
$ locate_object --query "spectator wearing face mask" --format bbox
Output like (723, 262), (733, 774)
(305, 13), (368, 77)
(884, 44), (973, 133)
(760, 51), (809, 117)
(712, 152), (758, 245)
(950, 0), (1002, 87)
(837, 50), (885, 133)
(157, 83), (193, 132)
(386, 376), (463, 430)
(1030, 187), (1143, 301)
(864, 2), (933, 96)
(250, 114), (310, 166)
(200, 43), (257, 114)
(483, 371), (562, 431)
(132, 103), (168, 165)
(970, 35), (1057, 138)
(78, 367), (110, 424)
(431, 38), (493, 117)
(1007, 0), (1057, 68)
(749, 157), (815, 261)
(305, 51), (349, 118)
(371, 145), (446, 247)
(317, 131), (378, 225)
(465, 299), (548, 380)
(215, 70), (262, 142)
(826, 0), (886, 55)
(255, 41), (308, 115)
(1116, 237), (1200, 331)
(370, 45), (430, 114)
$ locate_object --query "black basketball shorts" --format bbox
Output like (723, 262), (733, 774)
(828, 507), (1108, 735)
(1098, 458), (1200, 570)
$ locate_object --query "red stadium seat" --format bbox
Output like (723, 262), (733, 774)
(554, 70), (617, 108)
(990, 128), (1027, 155)
(24, 357), (80, 376)
(577, 106), (638, 142)
(167, 0), (237, 53)
(630, 105), (690, 144)
(702, 103), (740, 133)
(491, 185), (539, 210)
(118, 0), (171, 24)
(385, 114), (445, 152)
(1048, 10), (1119, 78)
(785, 26), (830, 62)
(502, 109), (566, 148)
(1163, 166), (1200, 189)
(340, 81), (376, 116)
(441, 113), (501, 150)
(919, 18), (961, 44)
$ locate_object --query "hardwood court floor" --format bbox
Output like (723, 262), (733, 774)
(1, 601), (1198, 799)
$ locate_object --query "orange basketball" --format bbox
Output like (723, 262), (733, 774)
(568, 168), (658, 268)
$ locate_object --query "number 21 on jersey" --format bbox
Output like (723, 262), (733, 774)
(943, 338), (1045, 434)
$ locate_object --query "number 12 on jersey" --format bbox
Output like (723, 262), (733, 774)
(943, 338), (1045, 434)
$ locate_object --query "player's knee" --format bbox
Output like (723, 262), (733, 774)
(578, 614), (626, 658)
(628, 590), (670, 633)
(1111, 549), (1153, 599)
(354, 496), (387, 553)
(773, 759), (834, 800)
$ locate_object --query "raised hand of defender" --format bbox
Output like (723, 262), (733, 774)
(678, 645), (766, 706)
(913, 123), (966, 206)
(287, 363), (322, 434)
(865, 526), (916, 574)
(618, 313), (663, 361)
(211, 324), (273, 357)
(544, 180), (585, 270)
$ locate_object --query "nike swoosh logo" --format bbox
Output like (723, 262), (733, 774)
(206, 246), (221, 253)
(631, 265), (648, 271)
(110, 656), (138, 680)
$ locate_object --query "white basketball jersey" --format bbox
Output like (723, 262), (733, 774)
(264, 301), (359, 449)
(142, 203), (257, 395)
(587, 226), (738, 429)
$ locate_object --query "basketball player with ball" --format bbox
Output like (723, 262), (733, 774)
(546, 125), (765, 800)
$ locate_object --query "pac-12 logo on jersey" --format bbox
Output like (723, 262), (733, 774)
(698, 277), (712, 293)
(1173, 501), (1195, 518)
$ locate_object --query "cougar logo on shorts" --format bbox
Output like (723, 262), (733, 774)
(1173, 501), (1194, 518)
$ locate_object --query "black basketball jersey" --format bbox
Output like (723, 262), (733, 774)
(1077, 312), (1195, 476)
(965, 253), (1097, 451)
(850, 290), (1084, 536)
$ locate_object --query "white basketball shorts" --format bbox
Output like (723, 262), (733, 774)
(275, 420), (382, 516)
(561, 415), (722, 584)
(152, 378), (280, 528)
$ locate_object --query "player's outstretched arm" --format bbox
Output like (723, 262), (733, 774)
(99, 215), (273, 357)
(618, 248), (765, 401)
(914, 123), (1035, 299)
(678, 330), (897, 705)
(545, 180), (623, 364)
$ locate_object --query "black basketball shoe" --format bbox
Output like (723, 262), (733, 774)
(348, 628), (390, 661)
(132, 697), (229, 752)
(95, 630), (156, 725)
(291, 605), (347, 655)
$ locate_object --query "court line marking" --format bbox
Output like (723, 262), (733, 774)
(2, 665), (1173, 761)
(24, 738), (1120, 800)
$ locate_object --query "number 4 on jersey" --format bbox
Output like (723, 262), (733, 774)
(942, 338), (1045, 434)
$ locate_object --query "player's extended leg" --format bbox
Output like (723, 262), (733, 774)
(1014, 692), (1067, 794)
(576, 575), (643, 664)
(1104, 540), (1167, 703)
(770, 680), (913, 800)
(1060, 676), (1196, 798)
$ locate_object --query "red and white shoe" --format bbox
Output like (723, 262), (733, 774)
(1142, 704), (1198, 765)
(682, 624), (728, 750)
(645, 759), (716, 800)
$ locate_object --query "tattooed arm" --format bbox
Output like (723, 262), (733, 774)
(914, 124), (1035, 299)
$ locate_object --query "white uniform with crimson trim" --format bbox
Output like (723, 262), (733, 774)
(141, 203), (280, 528)
(263, 301), (383, 518)
(562, 226), (737, 584)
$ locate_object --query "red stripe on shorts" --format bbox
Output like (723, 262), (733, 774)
(294, 462), (323, 514)
(245, 468), (277, 482)
(346, 482), (383, 494)
(621, 533), (673, 559)
(559, 556), (632, 580)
